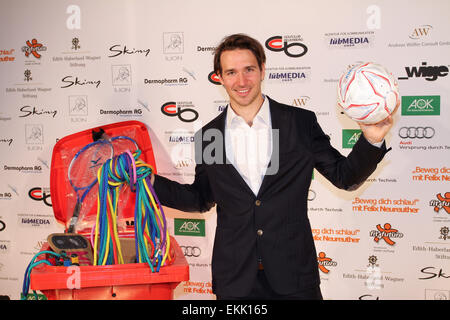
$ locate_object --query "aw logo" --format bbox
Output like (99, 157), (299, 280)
(22, 39), (47, 59)
(174, 218), (205, 237)
(265, 35), (308, 58)
(342, 129), (361, 148)
(401, 96), (440, 116)
(398, 62), (448, 81)
(409, 25), (432, 40)
(430, 192), (450, 215)
(369, 223), (404, 246)
(317, 252), (337, 274)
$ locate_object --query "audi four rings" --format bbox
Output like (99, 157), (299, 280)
(398, 127), (435, 139)
(180, 245), (201, 257)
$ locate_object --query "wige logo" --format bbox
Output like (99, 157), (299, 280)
(370, 223), (403, 246)
(398, 62), (448, 81)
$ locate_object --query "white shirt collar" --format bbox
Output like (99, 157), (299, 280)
(226, 94), (271, 129)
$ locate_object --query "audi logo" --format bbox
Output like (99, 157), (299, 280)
(399, 127), (435, 139)
(180, 245), (201, 257)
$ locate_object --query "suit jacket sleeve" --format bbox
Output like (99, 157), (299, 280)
(153, 163), (215, 213)
(310, 113), (389, 190)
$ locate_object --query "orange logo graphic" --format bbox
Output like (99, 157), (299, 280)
(370, 223), (403, 246)
(22, 39), (46, 59)
(431, 192), (450, 214)
(317, 252), (337, 273)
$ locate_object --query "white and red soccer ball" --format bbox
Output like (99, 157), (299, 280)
(337, 62), (399, 124)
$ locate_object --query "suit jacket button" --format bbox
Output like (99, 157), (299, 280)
(255, 200), (261, 206)
(257, 229), (263, 236)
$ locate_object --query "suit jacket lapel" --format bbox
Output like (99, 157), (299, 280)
(211, 107), (255, 196)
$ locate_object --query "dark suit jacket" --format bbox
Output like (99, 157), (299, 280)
(154, 96), (389, 297)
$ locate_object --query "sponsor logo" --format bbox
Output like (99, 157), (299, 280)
(174, 218), (205, 237)
(108, 44), (150, 58)
(370, 223), (403, 246)
(399, 127), (435, 139)
(317, 252), (337, 273)
(265, 35), (307, 58)
(425, 289), (449, 300)
(398, 62), (448, 81)
(164, 32), (184, 54)
(61, 76), (101, 88)
(22, 39), (47, 59)
(409, 25), (432, 40)
(342, 129), (361, 148)
(161, 101), (198, 123)
(0, 220), (5, 231)
(208, 71), (221, 85)
(28, 187), (52, 207)
(24, 69), (32, 81)
(25, 124), (44, 145)
(18, 215), (52, 228)
(69, 95), (88, 117)
(440, 226), (449, 241)
(19, 106), (57, 118)
(326, 31), (374, 49)
(71, 37), (80, 50)
(401, 96), (440, 115)
(0, 48), (15, 62)
(430, 192), (450, 214)
(180, 245), (201, 257)
(419, 267), (449, 280)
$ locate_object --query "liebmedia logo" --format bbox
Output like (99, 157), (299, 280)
(174, 218), (205, 237)
(342, 129), (361, 148)
(401, 96), (440, 115)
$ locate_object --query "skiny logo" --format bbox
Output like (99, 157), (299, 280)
(398, 62), (449, 81)
(22, 39), (47, 59)
(370, 223), (403, 246)
(265, 35), (308, 58)
(161, 102), (199, 123)
(317, 252), (337, 273)
(208, 71), (221, 85)
(430, 192), (450, 214)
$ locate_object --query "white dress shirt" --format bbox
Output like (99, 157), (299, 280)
(225, 95), (272, 195)
(224, 95), (384, 195)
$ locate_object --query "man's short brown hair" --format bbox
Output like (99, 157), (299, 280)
(214, 33), (266, 76)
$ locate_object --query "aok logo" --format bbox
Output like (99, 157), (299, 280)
(342, 129), (361, 149)
(317, 252), (337, 273)
(398, 62), (448, 81)
(369, 223), (404, 246)
(265, 35), (308, 58)
(174, 218), (205, 237)
(430, 192), (450, 214)
(401, 96), (440, 116)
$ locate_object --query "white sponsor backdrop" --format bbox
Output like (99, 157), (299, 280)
(0, 0), (449, 300)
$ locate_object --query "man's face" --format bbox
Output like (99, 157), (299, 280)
(217, 49), (265, 110)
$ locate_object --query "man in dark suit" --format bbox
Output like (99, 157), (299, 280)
(151, 34), (395, 300)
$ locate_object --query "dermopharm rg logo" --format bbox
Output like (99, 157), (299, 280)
(265, 35), (308, 58)
(369, 223), (404, 246)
